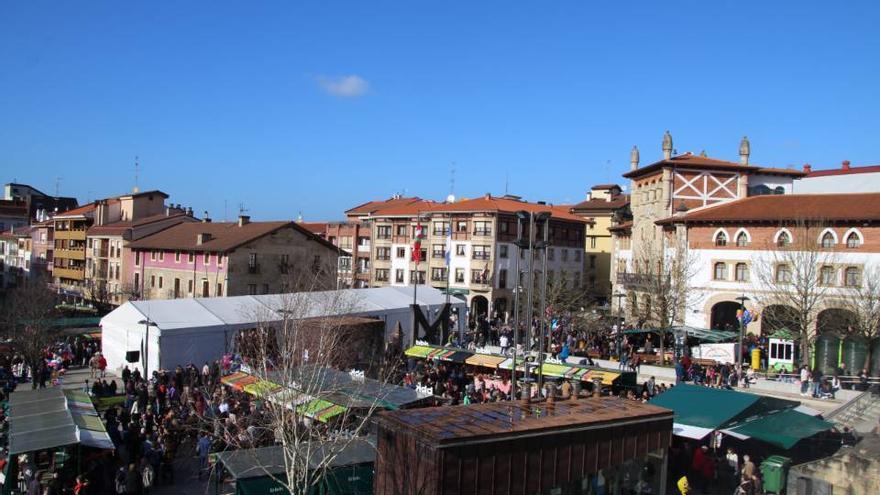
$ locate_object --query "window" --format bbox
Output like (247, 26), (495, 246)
(248, 284), (257, 295)
(175, 251), (181, 262)
(433, 222), (449, 236)
(376, 226), (391, 239)
(134, 273), (140, 290)
(280, 254), (289, 274)
(396, 247), (406, 258)
(472, 245), (490, 260)
(376, 247), (391, 261)
(713, 262), (727, 280)
(432, 244), (446, 259)
(590, 255), (597, 268)
(150, 250), (157, 261)
(821, 231), (835, 248)
(589, 236), (597, 249)
(409, 270), (426, 284)
(736, 231), (749, 247)
(777, 231), (791, 247)
(188, 280), (194, 293)
(395, 225), (407, 236)
(455, 268), (465, 283)
(498, 269), (507, 289)
(375, 269), (389, 282)
(820, 265), (835, 285)
(173, 278), (180, 298)
(498, 245), (508, 258)
(845, 267), (861, 287)
(158, 276), (164, 289)
(574, 250), (581, 262)
(474, 221), (491, 236)
(204, 253), (211, 265)
(395, 269), (405, 283)
(217, 254), (223, 266)
(216, 283), (223, 296)
(499, 221), (509, 234)
(455, 244), (466, 256)
(714, 231), (728, 247)
(262, 284), (269, 294)
(456, 221), (468, 232)
(159, 251), (165, 261)
(248, 253), (258, 269)
(150, 275), (156, 288)
(431, 267), (447, 281)
(776, 264), (791, 283)
(188, 252), (195, 263)
(735, 263), (749, 282)
(471, 269), (488, 284)
(846, 232), (862, 248)
(135, 251), (141, 266)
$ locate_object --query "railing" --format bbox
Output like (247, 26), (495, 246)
(53, 267), (85, 280)
(55, 248), (86, 261)
(92, 248), (109, 258)
(54, 230), (87, 241)
(825, 390), (875, 424)
(432, 251), (446, 259)
(473, 229), (492, 236)
(472, 253), (491, 260)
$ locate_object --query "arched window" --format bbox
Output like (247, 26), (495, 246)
(845, 267), (861, 287)
(776, 264), (791, 283)
(713, 262), (728, 280)
(715, 231), (728, 247)
(776, 230), (791, 247)
(820, 231), (836, 248)
(736, 231), (749, 247)
(819, 266), (835, 286)
(735, 263), (749, 282)
(846, 231), (862, 248)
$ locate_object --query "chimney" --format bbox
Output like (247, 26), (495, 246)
(197, 233), (212, 245)
(630, 145), (640, 171)
(803, 163), (812, 173)
(842, 160), (851, 170)
(186, 207), (193, 217)
(202, 211), (211, 223)
(739, 136), (750, 165)
(662, 130), (673, 160)
(238, 215), (250, 227)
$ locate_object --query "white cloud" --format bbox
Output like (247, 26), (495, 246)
(315, 74), (369, 97)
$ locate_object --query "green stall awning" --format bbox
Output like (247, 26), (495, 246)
(724, 409), (834, 449)
(649, 384), (761, 430)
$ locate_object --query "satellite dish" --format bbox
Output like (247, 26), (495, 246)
(446, 194), (456, 203)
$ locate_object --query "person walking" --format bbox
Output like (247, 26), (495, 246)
(196, 433), (212, 480)
(800, 366), (811, 396)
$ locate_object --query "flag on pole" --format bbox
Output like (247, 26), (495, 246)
(445, 223), (452, 266)
(412, 222), (424, 263)
(737, 308), (752, 326)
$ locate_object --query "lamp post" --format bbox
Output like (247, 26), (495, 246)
(614, 292), (626, 360)
(137, 318), (158, 376)
(510, 212), (528, 401)
(534, 211), (551, 393)
(736, 295), (750, 376)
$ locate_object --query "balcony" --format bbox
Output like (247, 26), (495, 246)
(92, 247), (109, 258)
(357, 243), (371, 253)
(473, 229), (492, 237)
(54, 267), (85, 281)
(616, 272), (658, 288)
(248, 264), (260, 274)
(55, 248), (86, 261)
(432, 251), (446, 259)
(55, 230), (87, 241)
(472, 253), (491, 261)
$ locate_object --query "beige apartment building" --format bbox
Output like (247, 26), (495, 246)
(354, 194), (589, 321)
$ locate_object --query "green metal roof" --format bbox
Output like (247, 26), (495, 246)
(726, 409), (833, 449)
(649, 384), (762, 430)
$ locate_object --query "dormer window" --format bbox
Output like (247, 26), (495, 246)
(820, 231), (835, 248)
(735, 231), (749, 247)
(776, 231), (791, 247)
(714, 231), (728, 247)
(846, 231), (862, 248)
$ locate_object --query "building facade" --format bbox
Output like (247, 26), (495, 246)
(129, 216), (340, 300)
(570, 184), (630, 305)
(356, 194), (588, 320)
(794, 161), (880, 194)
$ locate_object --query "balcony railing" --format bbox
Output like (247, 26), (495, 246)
(92, 248), (109, 258)
(55, 248), (86, 261)
(357, 244), (370, 253)
(616, 272), (658, 288)
(432, 251), (446, 259)
(472, 253), (490, 260)
(54, 267), (85, 280)
(473, 229), (492, 237)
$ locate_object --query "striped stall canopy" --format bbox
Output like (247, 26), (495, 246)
(297, 399), (348, 423)
(221, 372), (259, 391)
(404, 345), (435, 358)
(465, 354), (507, 368)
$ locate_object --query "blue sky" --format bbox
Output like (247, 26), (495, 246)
(2, 1), (878, 220)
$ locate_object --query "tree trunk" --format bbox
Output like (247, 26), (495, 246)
(800, 331), (811, 368)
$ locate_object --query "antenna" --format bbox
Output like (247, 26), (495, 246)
(238, 202), (249, 216)
(133, 156), (140, 193)
(504, 172), (509, 196)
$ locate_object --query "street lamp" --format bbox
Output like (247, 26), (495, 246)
(533, 211), (551, 393)
(137, 318), (158, 376)
(613, 292), (626, 361)
(735, 295), (750, 376)
(510, 210), (530, 401)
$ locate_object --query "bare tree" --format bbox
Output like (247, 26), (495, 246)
(838, 264), (880, 371)
(197, 261), (395, 494)
(1, 274), (59, 387)
(752, 221), (837, 366)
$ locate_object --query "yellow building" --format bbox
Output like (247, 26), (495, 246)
(570, 184), (629, 304)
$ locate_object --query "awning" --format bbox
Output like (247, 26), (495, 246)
(404, 345), (435, 358)
(221, 372), (258, 391)
(672, 423), (714, 440)
(7, 388), (113, 455)
(724, 409), (833, 449)
(242, 380), (283, 397)
(465, 354), (507, 368)
(649, 384), (762, 430)
(297, 399), (347, 423)
(584, 370), (621, 385)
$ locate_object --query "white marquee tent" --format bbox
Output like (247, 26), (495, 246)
(100, 286), (465, 375)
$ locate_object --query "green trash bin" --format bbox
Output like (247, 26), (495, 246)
(760, 455), (792, 494)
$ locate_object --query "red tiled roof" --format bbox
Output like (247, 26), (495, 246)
(345, 197), (423, 215)
(570, 195), (630, 212)
(370, 195), (588, 223)
(624, 154), (805, 180)
(130, 220), (340, 252)
(805, 164), (880, 178)
(608, 221), (632, 233)
(590, 184), (621, 191)
(52, 202), (98, 218)
(297, 222), (328, 234)
(656, 193), (880, 224)
(87, 213), (193, 236)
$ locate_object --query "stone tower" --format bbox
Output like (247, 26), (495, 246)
(739, 136), (750, 165)
(630, 145), (640, 171)
(662, 131), (673, 160)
